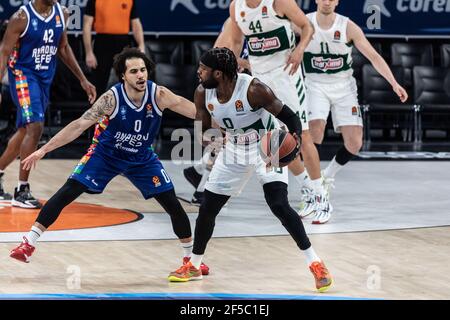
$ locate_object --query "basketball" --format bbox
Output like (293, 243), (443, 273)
(259, 129), (300, 167)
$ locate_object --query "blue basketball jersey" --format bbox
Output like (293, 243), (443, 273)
(8, 2), (65, 85)
(90, 81), (163, 163)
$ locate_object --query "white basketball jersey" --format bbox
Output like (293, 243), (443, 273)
(205, 73), (277, 145)
(304, 12), (354, 83)
(234, 0), (296, 74)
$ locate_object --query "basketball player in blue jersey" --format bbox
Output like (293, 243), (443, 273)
(0, 0), (96, 209)
(10, 48), (209, 276)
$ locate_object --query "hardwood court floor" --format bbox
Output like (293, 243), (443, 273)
(0, 227), (448, 299)
(0, 160), (449, 299)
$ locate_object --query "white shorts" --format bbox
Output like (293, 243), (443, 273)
(253, 65), (309, 131)
(306, 77), (363, 133)
(205, 143), (289, 196)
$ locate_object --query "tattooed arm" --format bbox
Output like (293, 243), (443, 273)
(22, 91), (116, 170)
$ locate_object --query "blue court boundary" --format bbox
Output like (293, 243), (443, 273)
(0, 292), (377, 300)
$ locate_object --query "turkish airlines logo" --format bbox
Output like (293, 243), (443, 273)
(170, 0), (200, 14)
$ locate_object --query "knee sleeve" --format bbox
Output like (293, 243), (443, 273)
(154, 189), (192, 239)
(263, 182), (311, 250)
(193, 190), (230, 255)
(36, 179), (87, 229)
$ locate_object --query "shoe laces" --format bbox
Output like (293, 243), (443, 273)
(175, 262), (193, 274)
(323, 177), (335, 190)
(20, 188), (35, 201)
(17, 237), (33, 250)
(310, 261), (328, 279)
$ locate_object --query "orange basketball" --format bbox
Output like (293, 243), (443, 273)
(259, 129), (300, 167)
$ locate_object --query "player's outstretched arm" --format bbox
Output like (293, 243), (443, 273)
(155, 85), (196, 119)
(22, 91), (116, 170)
(348, 20), (408, 103)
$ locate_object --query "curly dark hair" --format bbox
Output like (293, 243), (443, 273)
(200, 47), (238, 80)
(113, 47), (155, 83)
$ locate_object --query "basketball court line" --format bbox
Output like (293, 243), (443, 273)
(0, 292), (377, 300)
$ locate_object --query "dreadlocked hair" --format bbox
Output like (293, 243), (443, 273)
(201, 47), (238, 80)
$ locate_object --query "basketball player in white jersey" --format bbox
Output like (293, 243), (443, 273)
(299, 0), (408, 221)
(168, 48), (332, 293)
(216, 0), (332, 223)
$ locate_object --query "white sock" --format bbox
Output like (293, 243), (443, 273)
(25, 226), (43, 246)
(190, 253), (203, 270)
(323, 158), (343, 179)
(303, 246), (321, 266)
(294, 170), (309, 188)
(181, 240), (193, 258)
(310, 178), (325, 195)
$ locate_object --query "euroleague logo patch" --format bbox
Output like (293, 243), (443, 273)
(152, 176), (161, 187)
(334, 30), (341, 41)
(241, 11), (246, 22)
(235, 100), (244, 112)
(352, 106), (361, 117)
(262, 6), (268, 18)
(207, 103), (214, 112)
(146, 103), (153, 118)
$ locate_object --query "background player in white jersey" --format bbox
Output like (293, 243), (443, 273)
(216, 0), (332, 224)
(168, 48), (332, 293)
(299, 0), (408, 221)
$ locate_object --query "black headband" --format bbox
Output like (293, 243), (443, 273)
(200, 50), (223, 72)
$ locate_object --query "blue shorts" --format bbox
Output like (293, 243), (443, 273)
(8, 70), (50, 128)
(69, 149), (174, 199)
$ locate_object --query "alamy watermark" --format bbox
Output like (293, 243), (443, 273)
(66, 265), (81, 290)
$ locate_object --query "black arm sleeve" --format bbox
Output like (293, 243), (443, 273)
(130, 1), (138, 19)
(276, 105), (302, 138)
(84, 0), (95, 16)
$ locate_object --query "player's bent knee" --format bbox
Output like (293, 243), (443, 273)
(344, 139), (363, 155)
(263, 182), (289, 212)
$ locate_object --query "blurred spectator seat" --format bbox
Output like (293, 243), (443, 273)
(154, 63), (197, 138)
(191, 40), (215, 64)
(440, 44), (450, 68)
(391, 43), (433, 89)
(362, 64), (415, 144)
(145, 39), (185, 65)
(413, 66), (450, 142)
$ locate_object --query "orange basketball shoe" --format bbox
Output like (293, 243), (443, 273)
(309, 261), (333, 293)
(168, 261), (202, 282)
(10, 237), (35, 263)
(183, 256), (210, 275)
